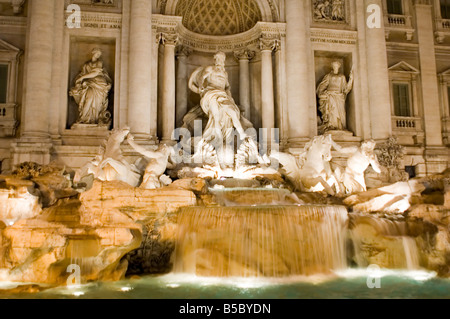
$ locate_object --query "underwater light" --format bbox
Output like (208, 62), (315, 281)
(166, 283), (180, 288)
(72, 291), (85, 297)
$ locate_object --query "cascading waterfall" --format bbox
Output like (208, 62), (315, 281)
(348, 215), (421, 270)
(173, 204), (349, 277)
(66, 237), (101, 284)
(172, 186), (424, 278)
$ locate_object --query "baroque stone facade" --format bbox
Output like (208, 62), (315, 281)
(0, 0), (448, 176)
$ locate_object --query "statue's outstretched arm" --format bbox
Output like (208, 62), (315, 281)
(127, 135), (161, 159)
(369, 155), (382, 173)
(345, 66), (354, 94)
(188, 68), (204, 94)
(332, 139), (359, 154)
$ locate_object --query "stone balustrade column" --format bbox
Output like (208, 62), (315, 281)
(234, 49), (255, 120)
(128, 0), (153, 141)
(285, 0), (312, 146)
(161, 33), (178, 144)
(176, 46), (192, 128)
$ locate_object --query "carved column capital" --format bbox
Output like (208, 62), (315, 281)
(272, 39), (281, 52)
(259, 38), (278, 52)
(234, 49), (255, 62)
(176, 45), (193, 58)
(161, 32), (179, 46)
(11, 0), (25, 14)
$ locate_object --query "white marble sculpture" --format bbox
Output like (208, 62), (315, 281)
(314, 0), (345, 21)
(127, 134), (174, 189)
(334, 140), (382, 195)
(74, 127), (141, 187)
(344, 180), (426, 214)
(70, 48), (112, 126)
(317, 61), (354, 133)
(271, 135), (341, 195)
(188, 51), (247, 147)
(236, 137), (270, 169)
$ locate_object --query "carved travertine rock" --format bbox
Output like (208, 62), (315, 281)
(0, 183), (41, 226)
(80, 180), (197, 223)
(1, 198), (142, 284)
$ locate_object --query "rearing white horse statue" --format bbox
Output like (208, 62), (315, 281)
(271, 135), (340, 195)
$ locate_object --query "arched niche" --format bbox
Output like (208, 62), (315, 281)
(162, 0), (279, 23)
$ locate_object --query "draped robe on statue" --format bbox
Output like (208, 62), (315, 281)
(317, 72), (353, 131)
(189, 65), (246, 146)
(70, 60), (112, 125)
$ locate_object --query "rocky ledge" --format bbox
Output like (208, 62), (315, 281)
(0, 179), (198, 285)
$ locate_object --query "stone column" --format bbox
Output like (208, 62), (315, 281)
(176, 46), (191, 128)
(414, 1), (447, 174)
(414, 1), (443, 146)
(259, 38), (276, 150)
(22, 0), (55, 139)
(12, 0), (56, 166)
(49, 0), (65, 141)
(285, 0), (312, 146)
(234, 49), (255, 120)
(260, 38), (276, 131)
(161, 32), (178, 144)
(274, 38), (288, 147)
(128, 0), (153, 141)
(364, 0), (392, 141)
(440, 77), (449, 118)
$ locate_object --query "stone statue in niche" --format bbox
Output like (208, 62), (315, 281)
(314, 0), (345, 21)
(70, 48), (112, 127)
(92, 0), (114, 5)
(188, 51), (248, 146)
(317, 61), (354, 134)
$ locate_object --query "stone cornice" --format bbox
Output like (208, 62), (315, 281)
(152, 14), (182, 33)
(0, 15), (26, 31)
(155, 19), (286, 53)
(311, 28), (357, 45)
(64, 11), (122, 30)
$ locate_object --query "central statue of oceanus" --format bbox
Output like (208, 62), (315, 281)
(188, 51), (248, 145)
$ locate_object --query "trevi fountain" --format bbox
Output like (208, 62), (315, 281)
(0, 0), (449, 300)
